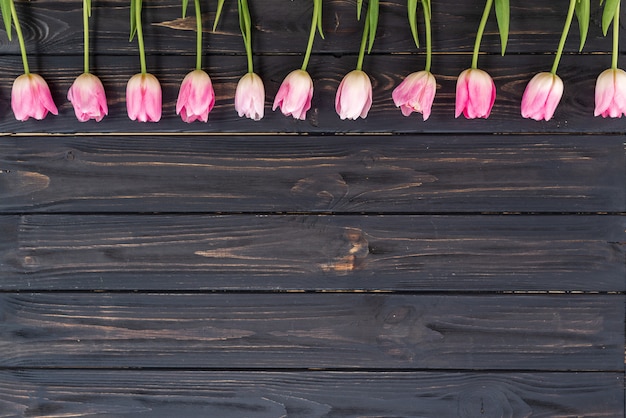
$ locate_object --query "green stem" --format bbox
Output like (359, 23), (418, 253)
(355, 5), (370, 71)
(135, 0), (147, 74)
(422, 0), (431, 72)
(612, 0), (620, 69)
(550, 0), (576, 74)
(10, 0), (29, 74)
(301, 0), (320, 71)
(83, 0), (89, 73)
(240, 0), (253, 73)
(194, 0), (202, 70)
(471, 0), (493, 69)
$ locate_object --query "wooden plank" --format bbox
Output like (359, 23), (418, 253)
(2, 215), (624, 292)
(0, 136), (622, 213)
(0, 54), (620, 133)
(0, 370), (622, 417)
(0, 0), (621, 55)
(0, 293), (622, 370)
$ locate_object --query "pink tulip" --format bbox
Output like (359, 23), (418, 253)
(521, 72), (564, 121)
(594, 68), (626, 118)
(176, 69), (215, 123)
(11, 73), (58, 121)
(455, 68), (496, 119)
(335, 69), (372, 120)
(126, 72), (162, 122)
(235, 72), (265, 121)
(67, 73), (108, 122)
(392, 70), (437, 120)
(272, 69), (314, 120)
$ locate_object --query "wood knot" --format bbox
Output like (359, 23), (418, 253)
(320, 227), (369, 273)
(458, 386), (532, 418)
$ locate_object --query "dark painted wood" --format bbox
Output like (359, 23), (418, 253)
(1, 293), (622, 370)
(1, 214), (623, 291)
(0, 370), (622, 417)
(0, 135), (622, 212)
(0, 54), (620, 133)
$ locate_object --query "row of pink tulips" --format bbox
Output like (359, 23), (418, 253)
(10, 65), (626, 123)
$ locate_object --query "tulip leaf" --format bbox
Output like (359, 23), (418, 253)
(213, 0), (225, 31)
(0, 0), (13, 41)
(408, 0), (419, 48)
(357, 0), (363, 20)
(367, 0), (379, 53)
(182, 0), (188, 18)
(494, 0), (509, 55)
(315, 0), (324, 39)
(129, 0), (141, 41)
(574, 0), (590, 51)
(601, 0), (620, 35)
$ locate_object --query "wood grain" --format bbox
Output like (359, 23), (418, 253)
(0, 293), (622, 370)
(0, 370), (622, 417)
(1, 214), (623, 291)
(0, 54), (620, 133)
(0, 135), (622, 212)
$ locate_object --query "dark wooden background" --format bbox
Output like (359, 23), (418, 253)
(0, 0), (624, 416)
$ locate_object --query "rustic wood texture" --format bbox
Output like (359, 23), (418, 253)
(0, 214), (622, 291)
(0, 0), (624, 415)
(0, 370), (622, 417)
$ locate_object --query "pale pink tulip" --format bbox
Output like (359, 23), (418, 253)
(235, 72), (265, 120)
(126, 72), (162, 122)
(392, 70), (437, 120)
(272, 69), (314, 120)
(176, 69), (215, 123)
(521, 72), (564, 121)
(335, 70), (372, 120)
(455, 68), (496, 119)
(594, 68), (626, 118)
(11, 73), (58, 121)
(67, 72), (108, 122)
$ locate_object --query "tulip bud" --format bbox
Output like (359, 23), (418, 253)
(235, 72), (265, 121)
(272, 69), (314, 120)
(520, 72), (563, 121)
(126, 73), (162, 122)
(335, 70), (372, 120)
(11, 73), (58, 121)
(455, 68), (496, 119)
(594, 68), (626, 118)
(392, 70), (437, 120)
(176, 69), (215, 123)
(68, 73), (108, 122)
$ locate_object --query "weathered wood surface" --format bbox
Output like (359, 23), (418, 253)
(0, 135), (623, 212)
(1, 293), (622, 369)
(0, 215), (622, 291)
(0, 370), (622, 417)
(0, 0), (623, 415)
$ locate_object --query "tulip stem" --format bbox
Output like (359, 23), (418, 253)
(356, 5), (370, 71)
(301, 0), (321, 71)
(10, 0), (29, 74)
(83, 0), (90, 74)
(612, 1), (620, 69)
(238, 0), (254, 73)
(135, 0), (147, 74)
(471, 0), (493, 69)
(194, 0), (202, 70)
(551, 0), (576, 75)
(422, 0), (431, 73)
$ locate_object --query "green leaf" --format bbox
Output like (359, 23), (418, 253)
(182, 0), (188, 18)
(213, 0), (225, 31)
(574, 0), (590, 51)
(494, 0), (509, 55)
(0, 0), (13, 41)
(408, 0), (419, 48)
(238, 0), (251, 46)
(367, 0), (379, 53)
(357, 0), (362, 20)
(129, 0), (140, 41)
(602, 0), (619, 35)
(315, 0), (324, 39)
(85, 0), (92, 17)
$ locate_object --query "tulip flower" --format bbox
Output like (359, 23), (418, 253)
(126, 73), (162, 122)
(273, 69), (314, 120)
(177, 69), (215, 123)
(595, 69), (626, 118)
(335, 70), (372, 120)
(521, 72), (563, 121)
(392, 70), (436, 120)
(11, 73), (58, 121)
(67, 73), (108, 122)
(235, 72), (265, 121)
(455, 68), (496, 119)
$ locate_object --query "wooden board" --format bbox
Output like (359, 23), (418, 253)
(1, 293), (623, 370)
(0, 370), (622, 417)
